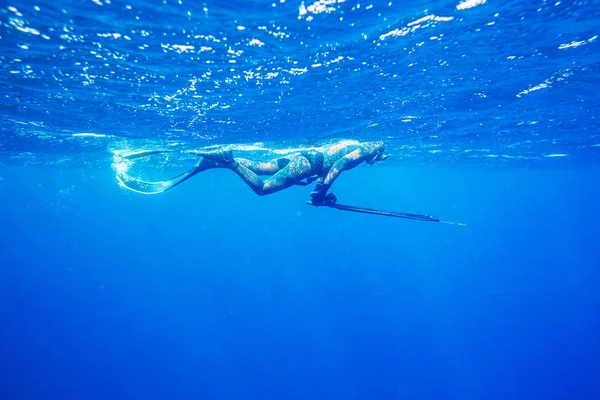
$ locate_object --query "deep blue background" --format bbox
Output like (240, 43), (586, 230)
(2, 0), (600, 398)
(1, 165), (599, 399)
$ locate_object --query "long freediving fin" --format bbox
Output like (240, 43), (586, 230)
(119, 149), (177, 160)
(115, 147), (208, 194)
(116, 162), (202, 195)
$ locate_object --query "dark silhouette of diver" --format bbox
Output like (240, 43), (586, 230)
(117, 140), (387, 205)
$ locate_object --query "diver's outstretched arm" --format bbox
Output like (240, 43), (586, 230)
(311, 149), (367, 200)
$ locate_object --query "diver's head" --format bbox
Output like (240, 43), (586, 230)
(365, 141), (388, 164)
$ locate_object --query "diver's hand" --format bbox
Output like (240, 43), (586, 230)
(323, 193), (337, 205)
(308, 192), (337, 207)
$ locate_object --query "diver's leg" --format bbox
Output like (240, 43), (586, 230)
(197, 151), (289, 175)
(261, 156), (312, 194)
(194, 157), (224, 171)
(237, 158), (282, 175)
(232, 155), (311, 195)
(230, 163), (266, 194)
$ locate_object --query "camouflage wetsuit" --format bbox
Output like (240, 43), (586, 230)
(201, 140), (387, 204)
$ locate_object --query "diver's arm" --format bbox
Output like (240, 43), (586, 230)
(324, 150), (366, 189)
(310, 150), (366, 202)
(309, 177), (330, 205)
(317, 161), (344, 195)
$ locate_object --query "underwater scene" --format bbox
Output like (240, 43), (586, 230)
(1, 0), (599, 399)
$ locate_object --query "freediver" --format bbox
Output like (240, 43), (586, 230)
(117, 140), (388, 206)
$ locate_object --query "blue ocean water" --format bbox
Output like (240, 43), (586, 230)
(1, 0), (600, 399)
